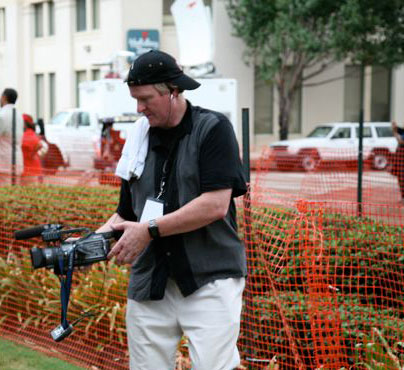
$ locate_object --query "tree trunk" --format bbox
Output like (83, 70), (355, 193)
(276, 60), (304, 141)
(278, 90), (292, 141)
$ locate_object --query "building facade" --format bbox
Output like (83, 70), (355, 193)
(0, 0), (403, 150)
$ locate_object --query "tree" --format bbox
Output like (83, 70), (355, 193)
(334, 0), (404, 67)
(226, 0), (404, 140)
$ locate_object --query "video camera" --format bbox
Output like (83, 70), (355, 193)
(14, 223), (121, 275)
(14, 224), (122, 341)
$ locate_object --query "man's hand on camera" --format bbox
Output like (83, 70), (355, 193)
(107, 221), (151, 265)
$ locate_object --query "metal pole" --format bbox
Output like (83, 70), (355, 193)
(11, 107), (16, 185)
(241, 108), (254, 361)
(357, 64), (365, 217)
(242, 108), (251, 183)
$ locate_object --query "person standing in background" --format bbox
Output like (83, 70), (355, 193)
(391, 120), (404, 203)
(21, 114), (47, 185)
(0, 88), (24, 180)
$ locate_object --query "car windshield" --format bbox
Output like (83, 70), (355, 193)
(49, 111), (70, 125)
(307, 126), (333, 138)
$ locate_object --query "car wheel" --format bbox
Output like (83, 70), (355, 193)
(300, 150), (320, 171)
(371, 150), (389, 170)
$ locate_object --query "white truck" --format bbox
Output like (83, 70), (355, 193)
(45, 78), (138, 170)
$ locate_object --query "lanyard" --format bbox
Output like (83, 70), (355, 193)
(156, 140), (180, 200)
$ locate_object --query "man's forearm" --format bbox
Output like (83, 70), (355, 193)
(97, 212), (126, 233)
(156, 188), (232, 237)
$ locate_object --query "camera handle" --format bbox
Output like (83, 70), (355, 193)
(51, 247), (75, 342)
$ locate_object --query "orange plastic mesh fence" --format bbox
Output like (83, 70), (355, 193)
(0, 147), (403, 369)
(254, 145), (404, 209)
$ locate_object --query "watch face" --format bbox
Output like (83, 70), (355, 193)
(148, 219), (160, 239)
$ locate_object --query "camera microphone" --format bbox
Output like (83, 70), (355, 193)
(14, 224), (63, 240)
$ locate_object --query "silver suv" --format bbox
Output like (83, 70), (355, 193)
(270, 122), (396, 171)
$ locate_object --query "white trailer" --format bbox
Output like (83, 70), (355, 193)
(79, 79), (137, 118)
(186, 78), (238, 133)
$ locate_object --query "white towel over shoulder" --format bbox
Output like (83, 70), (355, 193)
(115, 116), (150, 181)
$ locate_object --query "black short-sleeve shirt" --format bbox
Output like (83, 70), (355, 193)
(117, 102), (246, 220)
(116, 101), (246, 299)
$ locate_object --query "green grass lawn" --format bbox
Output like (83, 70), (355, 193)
(0, 338), (85, 370)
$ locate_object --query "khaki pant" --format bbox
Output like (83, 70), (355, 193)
(126, 277), (245, 370)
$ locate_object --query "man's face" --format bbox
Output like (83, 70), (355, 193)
(0, 95), (5, 108)
(129, 84), (171, 128)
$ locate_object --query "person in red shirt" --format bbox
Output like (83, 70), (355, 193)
(21, 114), (47, 184)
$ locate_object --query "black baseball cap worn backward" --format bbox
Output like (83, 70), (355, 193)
(125, 50), (200, 90)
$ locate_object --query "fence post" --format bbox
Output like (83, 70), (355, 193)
(357, 63), (365, 217)
(242, 108), (250, 184)
(241, 108), (255, 362)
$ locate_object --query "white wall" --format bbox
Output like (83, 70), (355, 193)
(212, 0), (254, 142)
(302, 63), (345, 134)
(392, 65), (404, 122)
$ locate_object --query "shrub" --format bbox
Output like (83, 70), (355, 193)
(1, 186), (404, 369)
(241, 205), (404, 368)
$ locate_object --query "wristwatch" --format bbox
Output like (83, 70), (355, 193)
(148, 219), (160, 239)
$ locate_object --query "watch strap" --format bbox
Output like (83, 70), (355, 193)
(148, 219), (160, 239)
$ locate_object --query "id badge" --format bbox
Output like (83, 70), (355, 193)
(140, 197), (164, 222)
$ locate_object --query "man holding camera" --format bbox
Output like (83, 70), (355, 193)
(98, 50), (247, 370)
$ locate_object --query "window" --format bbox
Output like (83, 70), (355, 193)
(76, 0), (86, 31)
(0, 8), (5, 42)
(91, 69), (100, 80)
(92, 0), (100, 29)
(371, 66), (391, 121)
(331, 127), (351, 139)
(34, 3), (44, 38)
(289, 88), (302, 134)
(376, 126), (393, 138)
(78, 112), (90, 126)
(163, 0), (174, 15)
(254, 69), (273, 134)
(344, 65), (391, 122)
(67, 112), (79, 127)
(344, 65), (361, 122)
(48, 1), (55, 36)
(49, 73), (56, 117)
(76, 0), (99, 31)
(355, 127), (372, 138)
(33, 2), (54, 37)
(35, 74), (44, 119)
(75, 70), (86, 106)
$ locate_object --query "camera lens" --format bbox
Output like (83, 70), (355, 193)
(30, 247), (47, 269)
